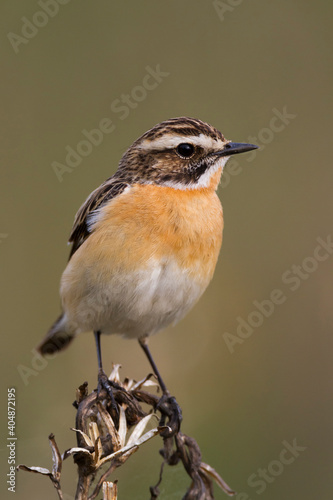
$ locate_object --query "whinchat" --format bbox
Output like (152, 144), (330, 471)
(38, 117), (257, 401)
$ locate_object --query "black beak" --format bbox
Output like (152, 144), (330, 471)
(215, 142), (258, 157)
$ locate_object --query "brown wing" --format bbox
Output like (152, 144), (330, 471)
(68, 177), (128, 259)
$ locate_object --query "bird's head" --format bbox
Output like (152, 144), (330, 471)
(117, 117), (258, 190)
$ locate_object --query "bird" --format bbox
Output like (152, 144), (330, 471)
(37, 117), (257, 416)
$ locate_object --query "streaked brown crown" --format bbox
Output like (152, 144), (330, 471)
(137, 117), (225, 143)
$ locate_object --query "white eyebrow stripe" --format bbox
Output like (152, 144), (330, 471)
(139, 134), (226, 151)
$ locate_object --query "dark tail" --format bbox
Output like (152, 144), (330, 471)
(37, 314), (74, 356)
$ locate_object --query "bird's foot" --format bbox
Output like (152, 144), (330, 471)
(97, 369), (120, 421)
(156, 393), (183, 438)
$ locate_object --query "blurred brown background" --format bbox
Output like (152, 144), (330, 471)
(1, 1), (332, 499)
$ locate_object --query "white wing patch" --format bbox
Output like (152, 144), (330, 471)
(86, 185), (132, 233)
(86, 208), (104, 233)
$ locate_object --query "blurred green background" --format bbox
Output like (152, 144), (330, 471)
(1, 1), (332, 499)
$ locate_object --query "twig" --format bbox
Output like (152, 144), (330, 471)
(18, 366), (235, 499)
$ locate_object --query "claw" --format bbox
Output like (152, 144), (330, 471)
(97, 370), (119, 421)
(157, 394), (182, 438)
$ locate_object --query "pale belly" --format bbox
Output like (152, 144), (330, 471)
(61, 257), (207, 339)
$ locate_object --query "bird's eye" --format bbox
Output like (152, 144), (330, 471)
(176, 143), (195, 158)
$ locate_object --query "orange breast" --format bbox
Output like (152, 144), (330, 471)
(82, 178), (224, 285)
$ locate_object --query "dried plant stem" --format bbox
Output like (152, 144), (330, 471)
(76, 475), (93, 500)
(18, 368), (235, 499)
(89, 462), (118, 499)
(103, 481), (118, 499)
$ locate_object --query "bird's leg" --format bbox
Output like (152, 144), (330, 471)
(94, 331), (119, 418)
(95, 330), (104, 374)
(139, 337), (182, 436)
(138, 337), (169, 394)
